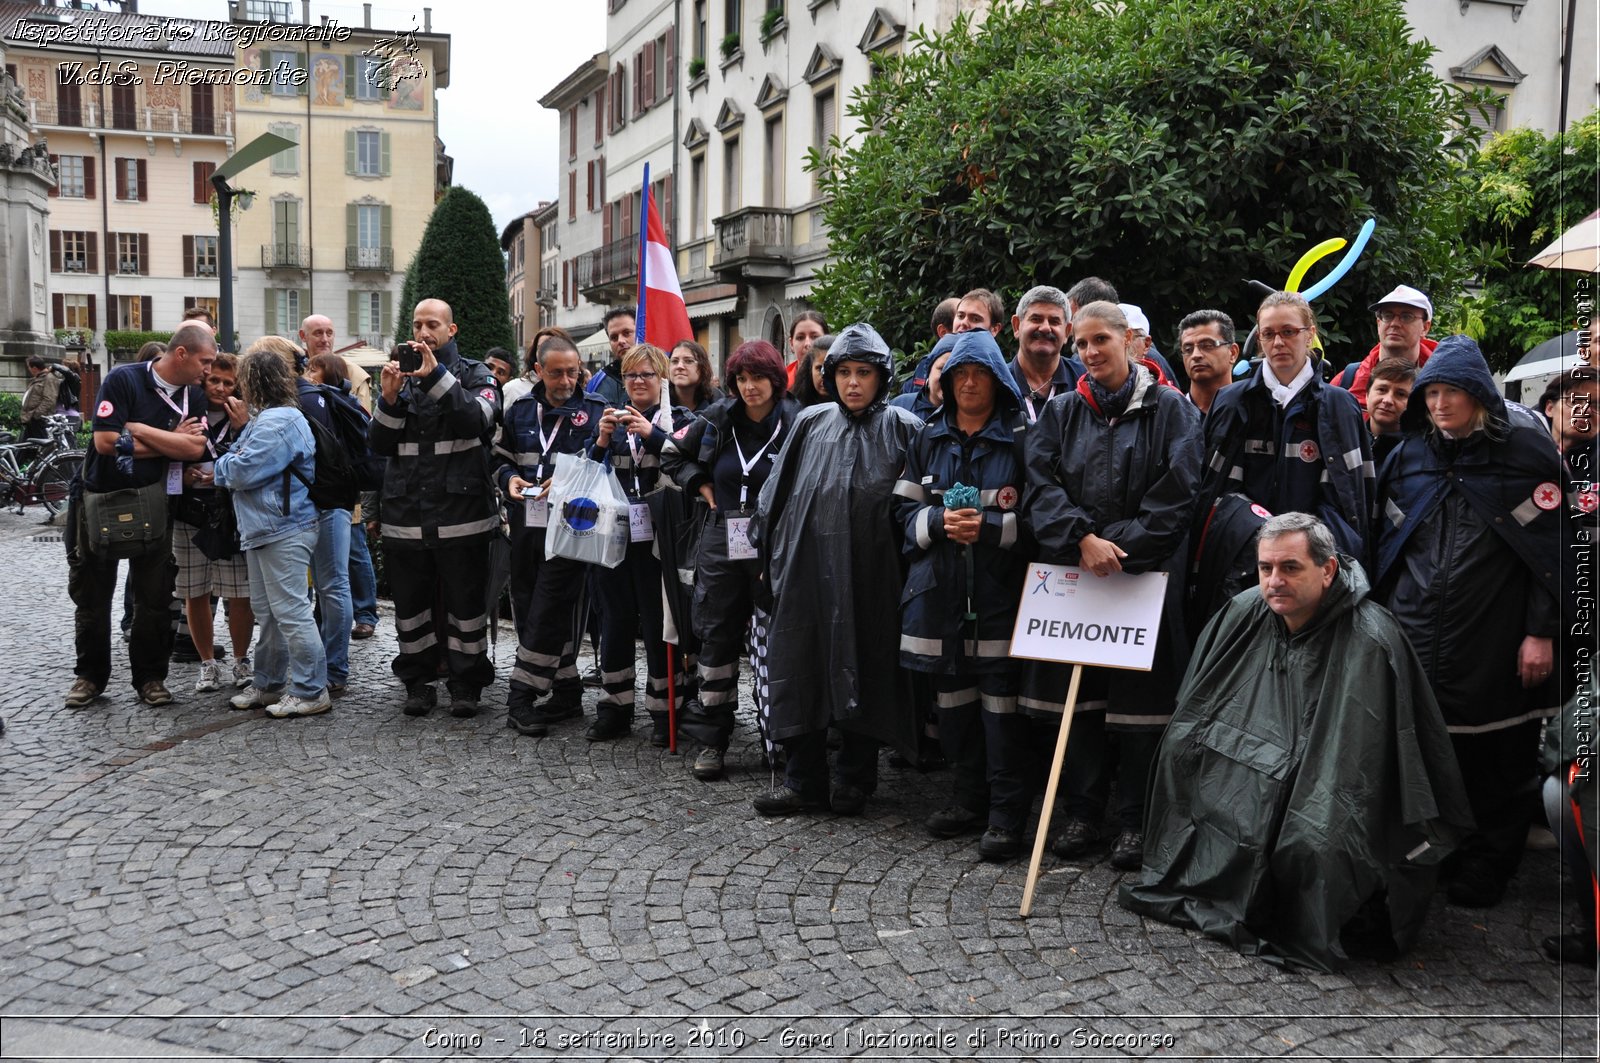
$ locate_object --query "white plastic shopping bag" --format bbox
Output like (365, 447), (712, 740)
(545, 452), (631, 568)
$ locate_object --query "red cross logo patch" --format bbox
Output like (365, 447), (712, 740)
(1579, 490), (1599, 514)
(1298, 440), (1320, 463)
(673, 424), (691, 439)
(570, 410), (588, 427)
(996, 485), (1019, 511)
(1250, 503), (1272, 520)
(96, 400), (113, 417)
(480, 388), (498, 405)
(1533, 482), (1562, 511)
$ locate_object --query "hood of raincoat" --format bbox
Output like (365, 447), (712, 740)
(1401, 334), (1505, 432)
(940, 329), (1022, 415)
(822, 322), (896, 414)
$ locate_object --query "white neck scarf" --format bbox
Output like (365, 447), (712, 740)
(1266, 357), (1314, 408)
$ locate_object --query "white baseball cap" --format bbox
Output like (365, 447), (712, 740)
(1118, 303), (1151, 335)
(1368, 285), (1433, 320)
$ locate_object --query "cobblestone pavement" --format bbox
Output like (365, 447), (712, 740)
(0, 506), (1594, 1062)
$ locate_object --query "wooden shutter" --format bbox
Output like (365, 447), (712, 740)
(594, 88), (604, 145)
(295, 52), (309, 95)
(663, 31), (675, 98)
(115, 159), (127, 201)
(345, 130), (356, 174)
(107, 231), (119, 272)
(108, 297), (119, 331)
(139, 233), (149, 275)
(52, 293), (63, 329)
(632, 52), (643, 116)
(380, 132), (390, 176)
(136, 159), (147, 201)
(82, 157), (95, 199)
(87, 294), (96, 330)
(381, 291), (392, 337)
(48, 154), (58, 197)
(569, 106), (578, 157)
(348, 290), (360, 334)
(643, 44), (656, 107)
(603, 202), (613, 246)
(183, 235), (195, 277)
(381, 204), (392, 249)
(587, 162), (594, 212)
(49, 231), (61, 272)
(299, 289), (310, 318)
(568, 172), (576, 220)
(141, 296), (152, 327)
(264, 289), (278, 332)
(85, 232), (97, 274)
(193, 161), (215, 204)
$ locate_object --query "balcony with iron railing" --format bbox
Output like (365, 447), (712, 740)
(29, 100), (233, 137)
(577, 235), (639, 303)
(713, 206), (795, 281)
(346, 246), (394, 272)
(262, 244), (310, 270)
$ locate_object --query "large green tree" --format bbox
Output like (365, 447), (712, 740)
(403, 186), (513, 361)
(1455, 109), (1599, 371)
(813, 0), (1487, 366)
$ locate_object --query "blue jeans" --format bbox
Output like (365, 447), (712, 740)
(348, 520), (378, 627)
(246, 526), (326, 698)
(312, 508), (353, 686)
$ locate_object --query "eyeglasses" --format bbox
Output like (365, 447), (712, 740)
(540, 366), (581, 379)
(622, 371), (659, 383)
(1180, 338), (1234, 355)
(1257, 326), (1312, 344)
(1376, 310), (1424, 324)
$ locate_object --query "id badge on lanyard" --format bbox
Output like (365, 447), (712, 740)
(629, 501), (654, 542)
(524, 485), (549, 529)
(725, 513), (757, 560)
(153, 366), (189, 495)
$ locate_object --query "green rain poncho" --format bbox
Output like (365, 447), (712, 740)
(1119, 556), (1472, 971)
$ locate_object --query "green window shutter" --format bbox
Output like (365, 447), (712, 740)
(344, 54), (355, 91)
(345, 130), (356, 175)
(348, 290), (359, 334)
(264, 289), (278, 333)
(346, 203), (358, 252)
(295, 52), (309, 96)
(381, 291), (392, 338)
(380, 132), (391, 177)
(299, 289), (310, 319)
(380, 205), (392, 248)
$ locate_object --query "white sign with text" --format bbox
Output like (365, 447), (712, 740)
(1009, 566), (1167, 671)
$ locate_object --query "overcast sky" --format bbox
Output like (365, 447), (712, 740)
(136, 1), (604, 234)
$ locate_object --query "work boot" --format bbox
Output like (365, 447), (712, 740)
(507, 702), (547, 737)
(752, 785), (828, 816)
(1109, 830), (1144, 871)
(1052, 818), (1102, 859)
(978, 827), (1023, 862)
(585, 710), (631, 742)
(402, 683), (437, 717)
(926, 805), (985, 838)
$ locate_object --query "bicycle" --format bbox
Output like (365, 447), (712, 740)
(0, 414), (85, 516)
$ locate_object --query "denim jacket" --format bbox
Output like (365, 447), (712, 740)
(214, 405), (317, 549)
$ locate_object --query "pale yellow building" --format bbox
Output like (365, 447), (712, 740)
(227, 1), (449, 351)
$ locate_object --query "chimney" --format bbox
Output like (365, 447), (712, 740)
(301, 0), (310, 25)
(423, 7), (431, 32)
(363, 3), (372, 29)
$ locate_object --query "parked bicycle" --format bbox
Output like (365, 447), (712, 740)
(0, 414), (84, 515)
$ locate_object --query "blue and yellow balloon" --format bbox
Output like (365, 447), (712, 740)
(1284, 218), (1377, 301)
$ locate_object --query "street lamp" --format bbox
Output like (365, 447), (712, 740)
(211, 132), (297, 353)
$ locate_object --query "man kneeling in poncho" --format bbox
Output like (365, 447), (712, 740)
(1119, 513), (1471, 971)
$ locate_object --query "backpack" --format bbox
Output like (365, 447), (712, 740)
(287, 410), (359, 511)
(317, 384), (385, 490)
(50, 363), (81, 409)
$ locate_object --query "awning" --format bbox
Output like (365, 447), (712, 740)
(576, 327), (611, 358)
(688, 296), (739, 320)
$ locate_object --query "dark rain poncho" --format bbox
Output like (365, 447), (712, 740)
(1119, 557), (1472, 972)
(754, 324), (924, 748)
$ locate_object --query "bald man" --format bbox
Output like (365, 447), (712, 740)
(370, 298), (501, 718)
(300, 313), (371, 408)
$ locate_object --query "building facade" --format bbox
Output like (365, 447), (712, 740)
(501, 202), (551, 356)
(1, 0), (234, 353)
(228, 1), (450, 352)
(540, 52), (609, 349)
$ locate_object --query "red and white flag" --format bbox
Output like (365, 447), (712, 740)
(635, 162), (694, 350)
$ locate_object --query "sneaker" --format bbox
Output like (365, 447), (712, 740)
(194, 660), (224, 694)
(64, 677), (102, 709)
(1109, 829), (1144, 871)
(926, 805), (986, 838)
(137, 680), (174, 706)
(231, 656), (253, 689)
(267, 690), (332, 718)
(978, 827), (1024, 862)
(230, 686), (283, 711)
(1051, 818), (1102, 859)
(692, 746), (725, 781)
(402, 684), (437, 717)
(752, 785), (828, 817)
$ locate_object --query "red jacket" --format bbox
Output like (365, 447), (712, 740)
(1338, 336), (1438, 410)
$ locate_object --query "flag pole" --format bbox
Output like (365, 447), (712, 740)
(635, 161), (651, 343)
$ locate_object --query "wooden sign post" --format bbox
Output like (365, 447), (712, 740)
(1011, 565), (1168, 917)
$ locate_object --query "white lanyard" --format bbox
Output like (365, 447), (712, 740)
(535, 402), (565, 481)
(1023, 384), (1054, 424)
(203, 417), (229, 460)
(626, 426), (646, 496)
(732, 418), (782, 509)
(150, 363), (189, 422)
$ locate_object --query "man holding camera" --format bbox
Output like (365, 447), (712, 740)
(369, 299), (500, 718)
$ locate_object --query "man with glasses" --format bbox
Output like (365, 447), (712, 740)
(585, 308), (636, 408)
(1199, 291), (1373, 568)
(1333, 285), (1436, 411)
(1176, 310), (1240, 418)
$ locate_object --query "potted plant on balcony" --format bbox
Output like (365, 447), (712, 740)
(760, 7), (785, 41)
(688, 56), (706, 81)
(719, 33), (740, 60)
